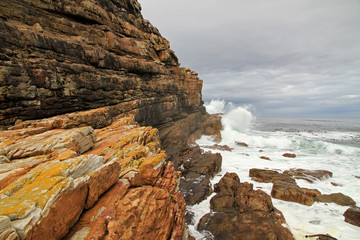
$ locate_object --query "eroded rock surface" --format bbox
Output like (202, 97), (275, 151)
(0, 0), (203, 129)
(0, 109), (186, 240)
(197, 173), (295, 240)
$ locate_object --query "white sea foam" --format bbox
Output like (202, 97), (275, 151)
(189, 100), (360, 240)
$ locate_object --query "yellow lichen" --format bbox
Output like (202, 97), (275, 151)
(0, 156), (86, 218)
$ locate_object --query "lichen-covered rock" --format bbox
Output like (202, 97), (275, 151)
(0, 109), (186, 240)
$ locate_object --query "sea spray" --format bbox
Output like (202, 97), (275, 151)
(190, 100), (360, 240)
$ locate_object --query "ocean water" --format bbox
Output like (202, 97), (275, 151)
(188, 100), (360, 240)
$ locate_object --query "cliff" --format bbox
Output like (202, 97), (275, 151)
(0, 0), (295, 239)
(0, 0), (204, 131)
(0, 0), (218, 239)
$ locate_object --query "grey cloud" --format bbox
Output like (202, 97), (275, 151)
(141, 0), (360, 116)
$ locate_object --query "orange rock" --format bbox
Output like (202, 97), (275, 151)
(85, 160), (121, 209)
(282, 153), (296, 158)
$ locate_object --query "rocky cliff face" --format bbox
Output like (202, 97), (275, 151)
(0, 108), (187, 240)
(0, 0), (204, 130)
(0, 0), (218, 239)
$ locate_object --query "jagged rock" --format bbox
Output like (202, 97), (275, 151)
(343, 207), (360, 227)
(284, 168), (333, 183)
(198, 173), (295, 240)
(202, 114), (222, 142)
(316, 193), (356, 207)
(174, 146), (222, 205)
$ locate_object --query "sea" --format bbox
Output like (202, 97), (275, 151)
(188, 99), (360, 240)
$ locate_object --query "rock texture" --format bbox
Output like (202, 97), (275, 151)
(0, 109), (186, 240)
(0, 0), (204, 131)
(344, 207), (360, 227)
(197, 173), (294, 240)
(249, 168), (356, 207)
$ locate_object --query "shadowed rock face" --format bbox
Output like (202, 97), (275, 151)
(0, 0), (203, 127)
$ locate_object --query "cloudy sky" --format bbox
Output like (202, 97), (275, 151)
(141, 0), (360, 117)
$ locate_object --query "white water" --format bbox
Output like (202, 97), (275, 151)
(189, 100), (360, 240)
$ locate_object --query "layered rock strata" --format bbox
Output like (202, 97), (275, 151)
(0, 0), (204, 131)
(0, 108), (186, 240)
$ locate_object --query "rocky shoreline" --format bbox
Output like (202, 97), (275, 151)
(0, 0), (359, 239)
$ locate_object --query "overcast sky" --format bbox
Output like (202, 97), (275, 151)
(141, 0), (360, 117)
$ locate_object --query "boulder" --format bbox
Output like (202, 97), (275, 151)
(284, 168), (333, 183)
(316, 193), (356, 207)
(271, 180), (315, 206)
(249, 168), (295, 184)
(203, 144), (233, 152)
(198, 173), (295, 240)
(343, 207), (360, 227)
(236, 141), (249, 147)
(282, 153), (296, 158)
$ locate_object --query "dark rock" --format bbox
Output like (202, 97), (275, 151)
(260, 156), (271, 160)
(316, 193), (356, 206)
(235, 141), (248, 147)
(198, 172), (295, 240)
(174, 145), (222, 205)
(343, 207), (360, 227)
(203, 144), (232, 152)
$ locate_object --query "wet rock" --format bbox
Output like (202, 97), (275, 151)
(198, 172), (295, 240)
(271, 180), (315, 206)
(249, 168), (295, 184)
(284, 168), (333, 183)
(236, 141), (249, 147)
(305, 234), (338, 240)
(172, 146), (222, 205)
(343, 207), (360, 227)
(203, 144), (232, 152)
(202, 114), (222, 142)
(260, 156), (271, 160)
(282, 153), (296, 158)
(316, 193), (356, 206)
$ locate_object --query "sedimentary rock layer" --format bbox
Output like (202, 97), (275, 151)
(0, 0), (203, 129)
(0, 108), (186, 240)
